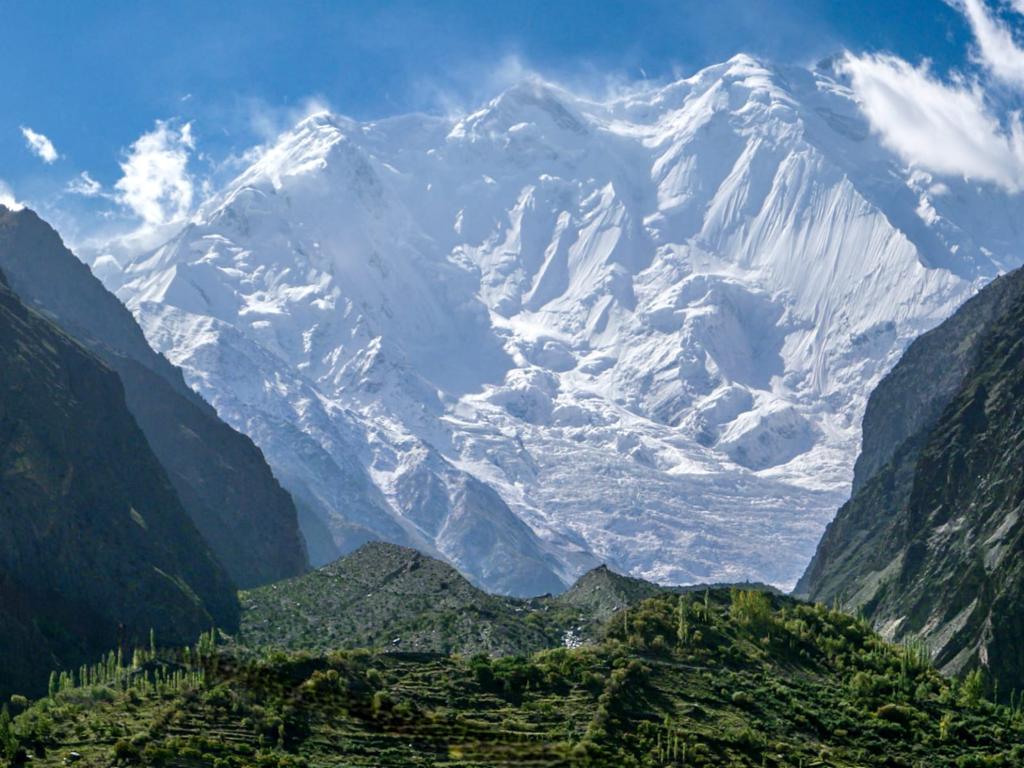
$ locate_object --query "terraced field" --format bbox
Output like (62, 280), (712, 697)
(8, 590), (1024, 767)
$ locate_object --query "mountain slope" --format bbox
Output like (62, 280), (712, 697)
(239, 542), (577, 656)
(239, 543), (687, 657)
(0, 269), (238, 699)
(798, 266), (1024, 697)
(847, 269), (1024, 494)
(557, 565), (667, 623)
(0, 205), (307, 588)
(115, 55), (1024, 593)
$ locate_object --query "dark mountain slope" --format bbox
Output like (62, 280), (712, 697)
(850, 268), (1024, 492)
(798, 266), (1024, 696)
(0, 270), (238, 699)
(0, 206), (306, 587)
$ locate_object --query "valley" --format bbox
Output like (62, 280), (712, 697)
(5, 6), (1024, 762)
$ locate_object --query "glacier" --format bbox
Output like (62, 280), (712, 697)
(112, 54), (1024, 595)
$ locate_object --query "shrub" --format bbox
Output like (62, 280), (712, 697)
(113, 738), (142, 764)
(960, 669), (986, 709)
(875, 703), (916, 727)
(731, 691), (754, 707)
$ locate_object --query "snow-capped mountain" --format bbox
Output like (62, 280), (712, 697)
(114, 54), (1024, 595)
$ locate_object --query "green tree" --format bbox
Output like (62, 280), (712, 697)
(731, 589), (773, 633)
(0, 704), (16, 760)
(960, 669), (986, 709)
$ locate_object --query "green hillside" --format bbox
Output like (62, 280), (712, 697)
(7, 589), (1023, 767)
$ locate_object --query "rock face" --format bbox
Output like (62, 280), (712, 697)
(0, 206), (307, 588)
(797, 266), (1024, 696)
(0, 269), (238, 699)
(114, 55), (1024, 594)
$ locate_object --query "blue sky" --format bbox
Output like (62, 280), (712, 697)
(0, 0), (1005, 248)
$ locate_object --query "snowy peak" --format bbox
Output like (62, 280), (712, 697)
(233, 111), (350, 187)
(450, 79), (590, 144)
(117, 56), (1024, 595)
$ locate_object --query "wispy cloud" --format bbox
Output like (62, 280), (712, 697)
(841, 53), (1024, 190)
(961, 0), (1024, 88)
(202, 96), (335, 182)
(411, 52), (655, 121)
(20, 126), (59, 164)
(66, 170), (104, 197)
(115, 120), (195, 225)
(843, 0), (1024, 192)
(244, 95), (333, 143)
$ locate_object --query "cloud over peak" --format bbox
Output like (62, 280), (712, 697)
(114, 120), (195, 226)
(842, 53), (1024, 191)
(0, 180), (23, 211)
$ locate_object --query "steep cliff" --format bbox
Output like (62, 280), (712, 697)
(0, 270), (238, 698)
(798, 266), (1024, 695)
(0, 205), (307, 587)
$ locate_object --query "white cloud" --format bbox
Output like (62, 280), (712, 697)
(842, 53), (1024, 191)
(66, 170), (104, 197)
(962, 0), (1024, 88)
(837, 1), (1024, 192)
(20, 126), (59, 163)
(0, 179), (23, 210)
(115, 120), (195, 225)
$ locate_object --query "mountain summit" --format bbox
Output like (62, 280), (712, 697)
(114, 55), (1023, 593)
